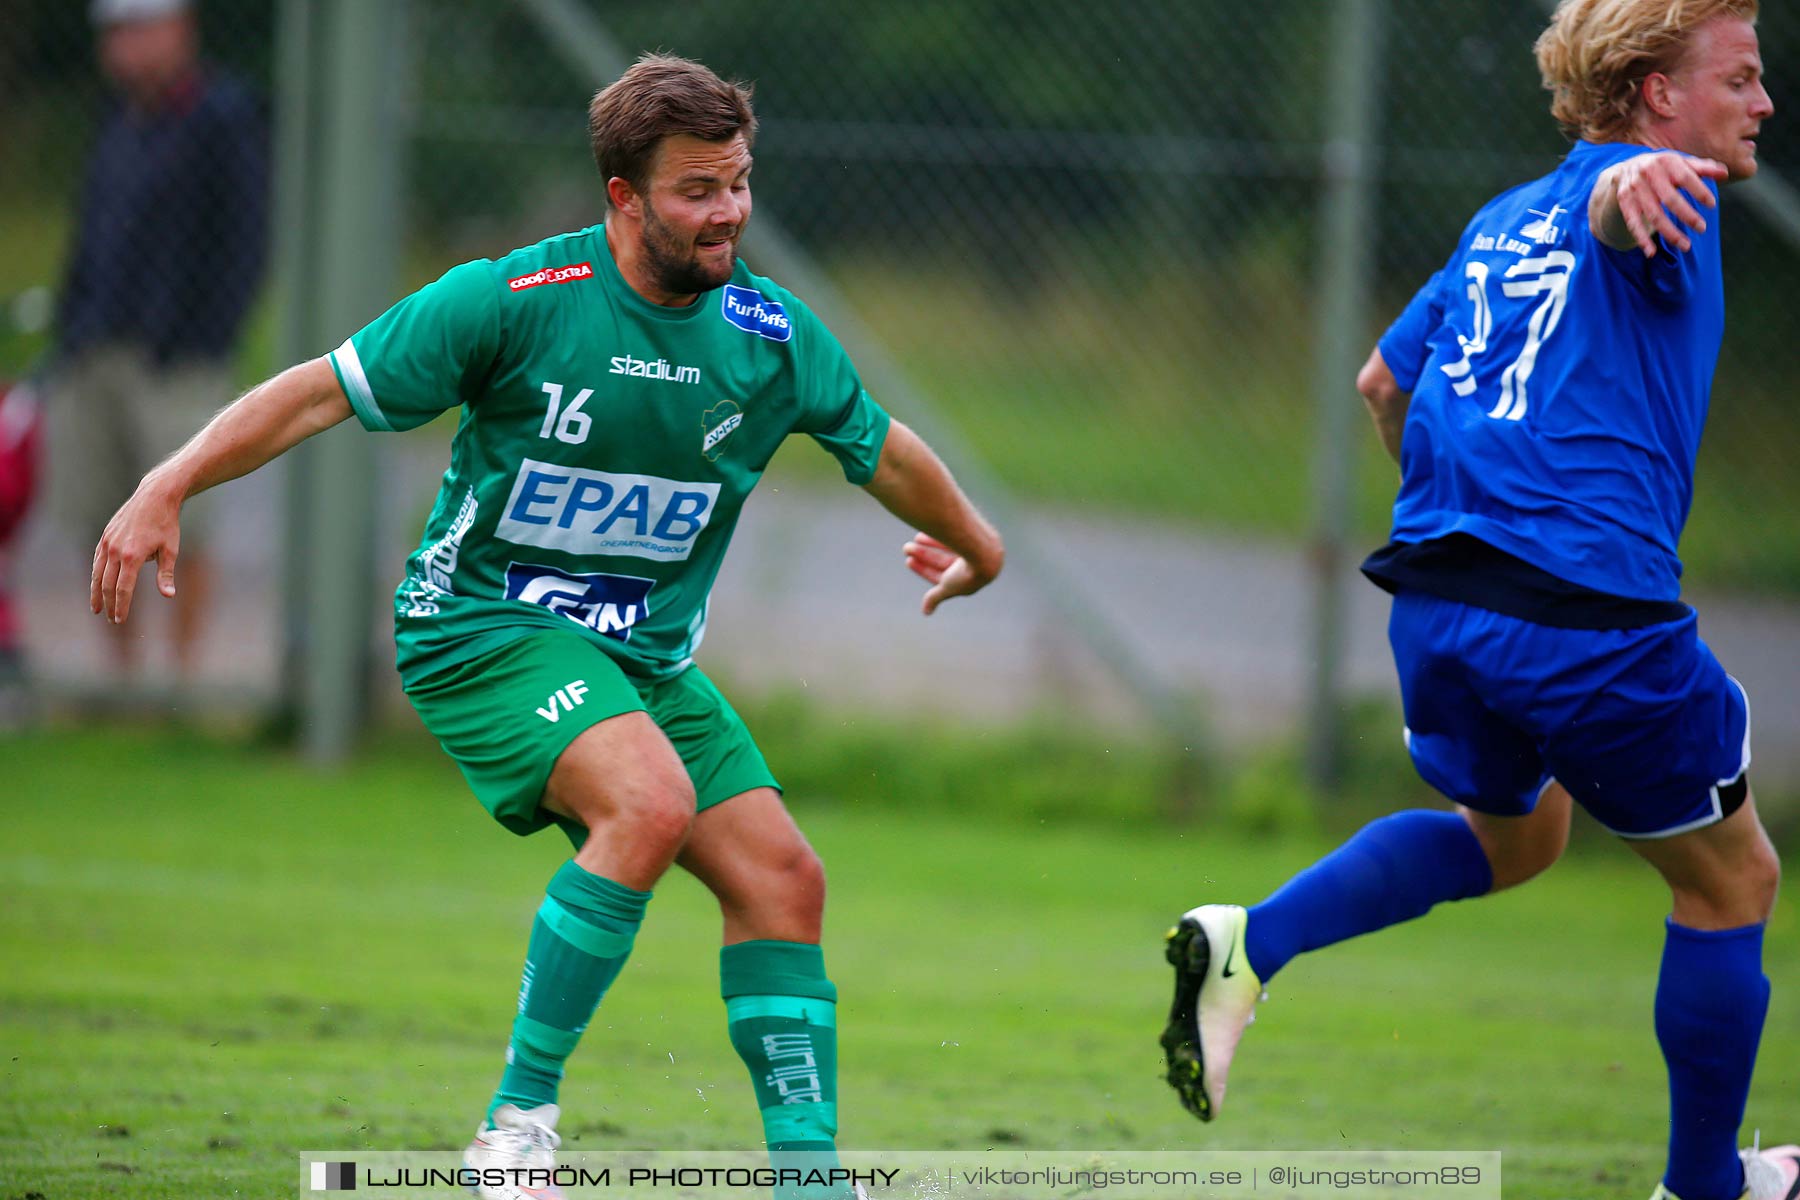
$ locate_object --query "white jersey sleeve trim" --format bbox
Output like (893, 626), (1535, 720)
(330, 337), (392, 432)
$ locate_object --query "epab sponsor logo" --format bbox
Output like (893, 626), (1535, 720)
(720, 285), (792, 342)
(496, 460), (721, 561)
(508, 262), (593, 292)
(505, 563), (654, 643)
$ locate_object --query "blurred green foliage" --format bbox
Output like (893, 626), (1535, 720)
(3, 0), (1797, 590)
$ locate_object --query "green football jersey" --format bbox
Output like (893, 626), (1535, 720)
(327, 224), (891, 686)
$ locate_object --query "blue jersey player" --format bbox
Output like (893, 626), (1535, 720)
(1161, 4), (1793, 1198)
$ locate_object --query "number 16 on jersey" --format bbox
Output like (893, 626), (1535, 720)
(539, 381), (594, 444)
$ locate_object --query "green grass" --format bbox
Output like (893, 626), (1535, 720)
(3, 724), (1797, 1199)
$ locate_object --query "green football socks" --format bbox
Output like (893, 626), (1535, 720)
(487, 860), (649, 1124)
(722, 941), (842, 1196)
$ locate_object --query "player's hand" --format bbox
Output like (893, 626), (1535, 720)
(91, 477), (182, 624)
(903, 532), (996, 616)
(1603, 152), (1727, 258)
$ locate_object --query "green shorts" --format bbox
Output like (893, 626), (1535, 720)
(404, 629), (778, 847)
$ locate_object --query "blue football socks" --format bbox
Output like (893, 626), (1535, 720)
(1658, 919), (1768, 1200)
(1244, 809), (1493, 982)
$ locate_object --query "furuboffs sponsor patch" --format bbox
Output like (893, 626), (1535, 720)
(720, 285), (792, 341)
(508, 262), (594, 292)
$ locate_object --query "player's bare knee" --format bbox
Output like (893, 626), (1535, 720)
(742, 838), (824, 907)
(1488, 841), (1562, 894)
(1669, 845), (1779, 928)
(774, 849), (826, 938)
(1466, 808), (1567, 893)
(1742, 838), (1781, 921)
(722, 841), (825, 934)
(1525, 819), (1569, 881)
(782, 842), (827, 916)
(1685, 801), (1780, 924)
(556, 773), (695, 861)
(628, 783), (697, 858)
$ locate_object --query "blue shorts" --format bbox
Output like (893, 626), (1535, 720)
(1388, 591), (1751, 838)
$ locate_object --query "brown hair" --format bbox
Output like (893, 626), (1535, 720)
(587, 53), (757, 204)
(1535, 0), (1759, 142)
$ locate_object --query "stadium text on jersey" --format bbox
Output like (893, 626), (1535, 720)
(609, 354), (701, 384)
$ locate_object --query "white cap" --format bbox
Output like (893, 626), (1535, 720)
(90, 0), (192, 26)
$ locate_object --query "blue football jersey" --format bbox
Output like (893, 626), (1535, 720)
(1379, 140), (1725, 602)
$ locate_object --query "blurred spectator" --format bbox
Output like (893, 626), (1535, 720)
(47, 0), (268, 679)
(0, 379), (43, 727)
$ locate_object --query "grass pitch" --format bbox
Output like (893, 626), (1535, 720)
(2, 725), (1797, 1199)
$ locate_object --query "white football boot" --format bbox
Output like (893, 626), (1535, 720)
(463, 1102), (564, 1200)
(1740, 1138), (1800, 1200)
(1161, 903), (1264, 1122)
(1646, 1137), (1800, 1200)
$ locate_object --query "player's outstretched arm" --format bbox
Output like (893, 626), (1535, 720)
(91, 356), (352, 625)
(1356, 347), (1410, 466)
(861, 419), (1004, 615)
(1589, 152), (1726, 258)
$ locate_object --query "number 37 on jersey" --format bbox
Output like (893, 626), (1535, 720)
(1438, 250), (1574, 423)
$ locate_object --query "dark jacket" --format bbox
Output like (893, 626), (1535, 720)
(56, 67), (269, 365)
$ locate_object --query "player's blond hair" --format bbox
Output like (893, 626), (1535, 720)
(1535, 0), (1759, 142)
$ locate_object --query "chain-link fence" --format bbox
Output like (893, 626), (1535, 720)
(393, 0), (1800, 582)
(4, 1), (1798, 778)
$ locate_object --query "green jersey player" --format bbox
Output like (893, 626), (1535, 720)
(92, 54), (1003, 1200)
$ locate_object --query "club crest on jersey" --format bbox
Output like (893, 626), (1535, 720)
(504, 562), (654, 642)
(702, 400), (743, 461)
(721, 285), (792, 342)
(496, 460), (721, 561)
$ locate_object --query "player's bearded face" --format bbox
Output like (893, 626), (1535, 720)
(633, 133), (754, 298)
(639, 194), (741, 296)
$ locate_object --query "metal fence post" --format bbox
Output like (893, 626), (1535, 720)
(1306, 0), (1387, 791)
(273, 0), (403, 763)
(272, 0), (320, 734)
